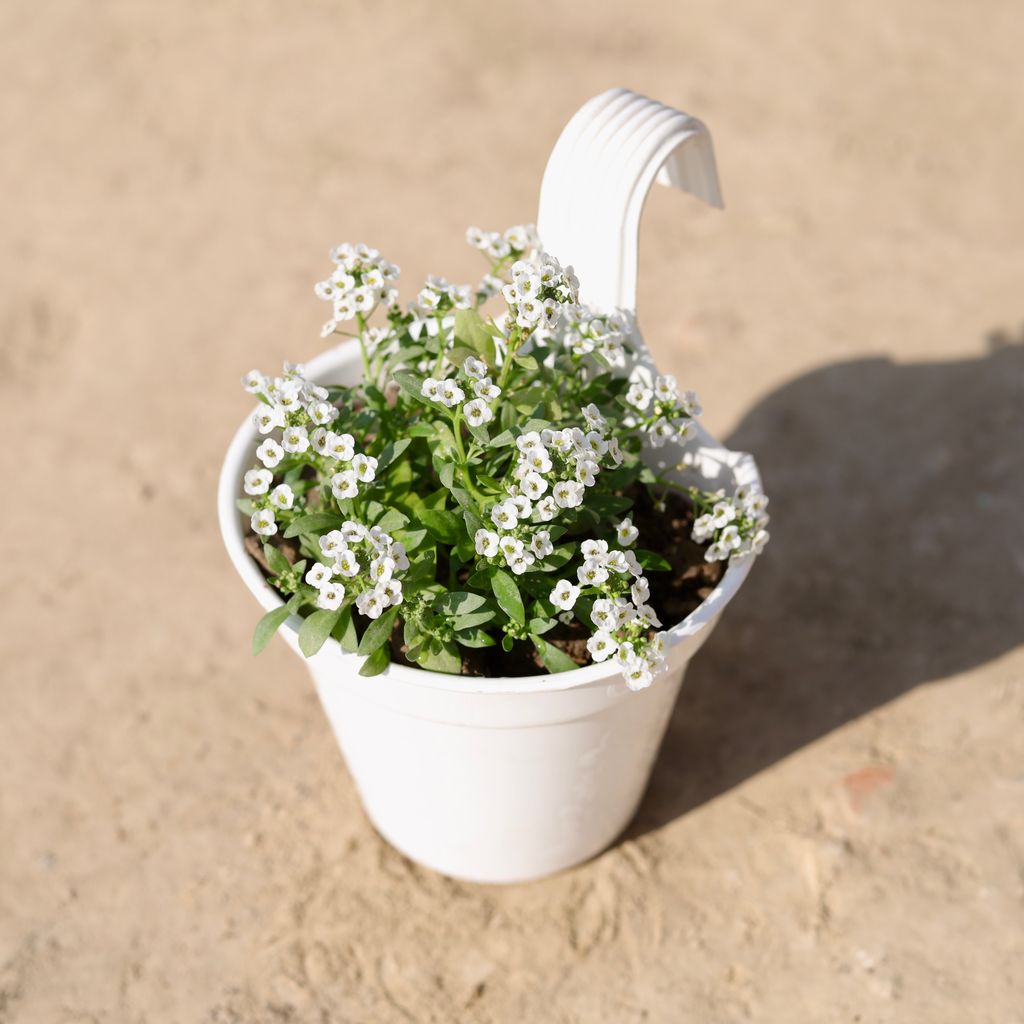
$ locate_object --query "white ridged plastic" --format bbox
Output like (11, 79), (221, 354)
(538, 87), (722, 314)
(218, 90), (759, 884)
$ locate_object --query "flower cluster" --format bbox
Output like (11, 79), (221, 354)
(239, 222), (770, 688)
(692, 485), (770, 562)
(315, 243), (400, 338)
(557, 306), (633, 368)
(466, 223), (540, 262)
(500, 255), (580, 332)
(240, 362), (377, 538)
(625, 372), (701, 449)
(547, 528), (667, 690)
(305, 521), (409, 617)
(420, 355), (502, 427)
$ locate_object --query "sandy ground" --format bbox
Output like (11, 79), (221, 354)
(2, 1), (1023, 1021)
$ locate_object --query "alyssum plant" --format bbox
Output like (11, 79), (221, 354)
(237, 226), (769, 688)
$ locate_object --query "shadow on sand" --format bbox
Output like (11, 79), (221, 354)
(628, 331), (1024, 837)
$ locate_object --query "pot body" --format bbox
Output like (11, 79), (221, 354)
(218, 341), (759, 882)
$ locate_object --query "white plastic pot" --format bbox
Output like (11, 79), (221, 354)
(218, 89), (763, 883)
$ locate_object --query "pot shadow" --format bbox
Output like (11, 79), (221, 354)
(627, 329), (1024, 838)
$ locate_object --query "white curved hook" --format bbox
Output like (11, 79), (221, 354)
(537, 88), (722, 314)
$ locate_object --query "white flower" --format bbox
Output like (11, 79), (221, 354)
(590, 599), (617, 631)
(466, 226), (488, 249)
(473, 377), (501, 400)
(319, 530), (346, 558)
(692, 514), (715, 542)
(522, 447), (551, 474)
(310, 427), (330, 455)
(463, 398), (494, 427)
(255, 438), (284, 469)
(475, 529), (500, 557)
(317, 582), (346, 611)
(719, 524), (743, 551)
(606, 551), (629, 574)
(305, 562), (333, 590)
(552, 480), (584, 508)
(534, 496), (556, 522)
(530, 530), (553, 558)
(380, 579), (403, 607)
(440, 379), (465, 407)
(705, 542), (726, 563)
(242, 369), (266, 394)
(351, 453), (377, 483)
(711, 501), (737, 528)
(498, 535), (524, 559)
(463, 356), (488, 380)
(334, 548), (360, 577)
(637, 604), (662, 627)
(391, 542), (409, 571)
(577, 559), (609, 586)
(490, 500), (519, 529)
(616, 517), (639, 546)
(654, 374), (678, 403)
(355, 588), (387, 619)
(253, 405), (286, 435)
(550, 580), (581, 611)
(520, 471), (548, 500)
(279, 426), (307, 455)
(678, 390), (702, 417)
(421, 378), (441, 402)
(620, 656), (654, 692)
(649, 418), (677, 447)
(623, 550), (643, 577)
(751, 529), (770, 554)
(331, 471), (359, 500)
(340, 520), (366, 544)
(515, 431), (543, 454)
(308, 400), (337, 426)
(369, 555), (396, 585)
(582, 403), (606, 432)
(508, 551), (535, 575)
(581, 539), (609, 561)
(631, 577), (651, 605)
(607, 438), (623, 466)
(586, 631), (617, 662)
(244, 468), (273, 495)
(328, 432), (355, 461)
(251, 509), (277, 537)
(268, 484), (294, 511)
(576, 460), (599, 487)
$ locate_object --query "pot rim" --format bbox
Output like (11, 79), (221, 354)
(217, 340), (762, 695)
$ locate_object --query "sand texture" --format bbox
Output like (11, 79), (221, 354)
(2, 1), (1023, 1021)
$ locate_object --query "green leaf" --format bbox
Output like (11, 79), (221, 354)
(451, 609), (496, 630)
(356, 605), (400, 656)
(263, 542), (291, 576)
(587, 494), (634, 517)
(236, 497), (255, 515)
(491, 569), (525, 626)
(501, 634), (514, 652)
(284, 512), (343, 539)
(393, 526), (427, 551)
(636, 549), (672, 571)
(532, 636), (579, 673)
(375, 438), (411, 471)
(375, 507), (410, 533)
(488, 429), (517, 449)
(393, 370), (428, 404)
(437, 460), (456, 490)
(298, 607), (342, 657)
(252, 598), (297, 655)
(528, 615), (558, 635)
(418, 640), (462, 674)
(531, 544), (574, 572)
(454, 308), (497, 363)
(419, 508), (462, 544)
(407, 422), (435, 438)
(454, 627), (496, 648)
(332, 606), (358, 653)
(359, 643), (391, 676)
(435, 591), (488, 615)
